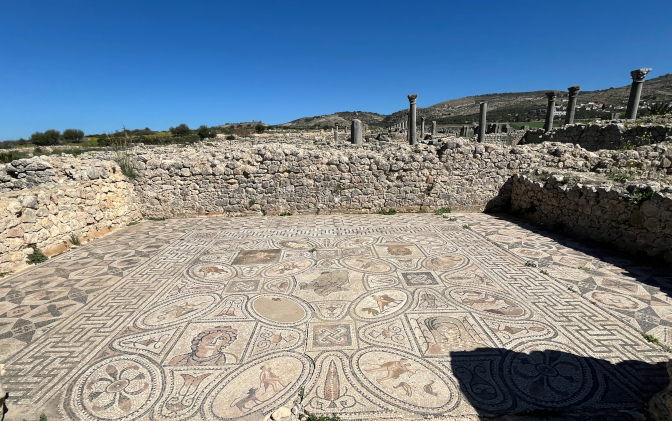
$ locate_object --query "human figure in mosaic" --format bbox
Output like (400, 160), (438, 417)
(366, 359), (416, 383)
(168, 326), (238, 366)
(259, 365), (287, 393)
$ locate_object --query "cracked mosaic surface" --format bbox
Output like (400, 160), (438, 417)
(1, 214), (670, 420)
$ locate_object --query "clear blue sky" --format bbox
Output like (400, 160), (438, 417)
(1, 0), (670, 140)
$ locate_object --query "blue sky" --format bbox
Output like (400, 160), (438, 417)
(1, 0), (671, 140)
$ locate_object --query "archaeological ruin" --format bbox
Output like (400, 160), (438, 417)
(0, 68), (671, 421)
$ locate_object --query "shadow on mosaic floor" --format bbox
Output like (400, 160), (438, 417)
(450, 347), (668, 420)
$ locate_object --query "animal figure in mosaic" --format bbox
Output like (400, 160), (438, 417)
(393, 381), (412, 396)
(423, 380), (437, 397)
(300, 270), (349, 296)
(168, 326), (238, 366)
(361, 294), (397, 316)
(230, 388), (263, 412)
(365, 359), (416, 383)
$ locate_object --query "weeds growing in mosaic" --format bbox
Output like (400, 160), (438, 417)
(642, 332), (661, 345)
(462, 224), (470, 229)
(525, 261), (537, 268)
(147, 217), (166, 221)
(578, 266), (590, 271)
(377, 208), (397, 215)
(568, 287), (577, 293)
(434, 207), (451, 215)
(70, 234), (81, 246)
(280, 211), (293, 216)
(445, 216), (457, 221)
(127, 221), (140, 226)
(27, 248), (48, 264)
(540, 269), (549, 275)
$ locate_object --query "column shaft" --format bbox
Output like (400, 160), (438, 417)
(478, 102), (487, 143)
(544, 92), (557, 133)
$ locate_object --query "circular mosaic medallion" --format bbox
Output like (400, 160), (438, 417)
(65, 355), (162, 420)
(341, 257), (393, 274)
(447, 288), (528, 318)
(137, 293), (219, 328)
(588, 291), (644, 311)
(203, 353), (312, 420)
(352, 348), (459, 413)
(503, 342), (595, 407)
(350, 289), (410, 321)
(263, 259), (313, 278)
(249, 295), (312, 325)
(186, 262), (235, 283)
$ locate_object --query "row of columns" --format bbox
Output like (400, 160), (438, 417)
(342, 68), (652, 146)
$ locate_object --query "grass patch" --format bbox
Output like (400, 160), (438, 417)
(249, 199), (256, 206)
(606, 171), (629, 183)
(540, 269), (549, 275)
(0, 150), (29, 163)
(578, 266), (590, 271)
(525, 261), (537, 268)
(299, 413), (342, 421)
(462, 224), (470, 229)
(127, 221), (140, 226)
(69, 233), (81, 246)
(417, 208), (427, 213)
(434, 207), (451, 215)
(377, 208), (397, 215)
(642, 332), (661, 345)
(27, 248), (48, 264)
(446, 217), (457, 222)
(279, 211), (293, 216)
(146, 217), (166, 221)
(426, 183), (435, 192)
(0, 272), (12, 278)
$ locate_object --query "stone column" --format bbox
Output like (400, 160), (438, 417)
(478, 102), (487, 143)
(351, 119), (362, 145)
(431, 121), (437, 138)
(564, 86), (580, 125)
(334, 125), (338, 142)
(408, 94), (418, 145)
(420, 117), (426, 140)
(543, 92), (557, 133)
(626, 68), (652, 119)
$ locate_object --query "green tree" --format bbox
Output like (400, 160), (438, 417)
(255, 124), (266, 134)
(169, 124), (191, 136)
(62, 128), (85, 142)
(197, 125), (216, 140)
(30, 129), (60, 146)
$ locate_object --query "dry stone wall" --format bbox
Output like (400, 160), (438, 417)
(2, 135), (672, 273)
(0, 157), (141, 273)
(522, 121), (672, 151)
(511, 172), (672, 262)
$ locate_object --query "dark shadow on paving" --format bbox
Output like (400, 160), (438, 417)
(450, 347), (668, 420)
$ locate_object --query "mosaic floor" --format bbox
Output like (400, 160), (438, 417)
(0, 214), (670, 421)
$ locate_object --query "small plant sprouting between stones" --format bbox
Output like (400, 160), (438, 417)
(434, 207), (451, 215)
(279, 211), (293, 216)
(641, 332), (661, 345)
(540, 269), (549, 275)
(249, 199), (256, 206)
(606, 171), (629, 183)
(417, 208), (427, 213)
(525, 261), (537, 268)
(426, 183), (435, 192)
(308, 248), (317, 253)
(446, 217), (457, 221)
(568, 286), (577, 293)
(377, 208), (397, 215)
(623, 188), (654, 205)
(578, 266), (590, 271)
(127, 221), (140, 226)
(27, 248), (48, 265)
(69, 233), (81, 246)
(461, 224), (470, 229)
(590, 300), (597, 305)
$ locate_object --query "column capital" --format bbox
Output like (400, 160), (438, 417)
(567, 86), (581, 97)
(545, 91), (557, 101)
(407, 94), (418, 104)
(631, 68), (652, 82)
(421, 116), (425, 121)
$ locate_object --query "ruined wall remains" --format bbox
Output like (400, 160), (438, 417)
(1, 137), (671, 273)
(511, 172), (672, 262)
(0, 158), (141, 273)
(522, 121), (672, 151)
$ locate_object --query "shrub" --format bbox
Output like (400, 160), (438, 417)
(62, 128), (85, 142)
(30, 129), (61, 146)
(0, 150), (28, 163)
(197, 125), (216, 140)
(169, 124), (191, 136)
(70, 233), (81, 246)
(647, 102), (671, 116)
(27, 248), (48, 264)
(226, 135), (236, 140)
(279, 211), (293, 216)
(255, 124), (266, 134)
(377, 208), (397, 215)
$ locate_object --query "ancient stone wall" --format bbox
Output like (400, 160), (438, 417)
(522, 121), (672, 151)
(2, 137), (671, 272)
(0, 157), (141, 273)
(511, 172), (672, 262)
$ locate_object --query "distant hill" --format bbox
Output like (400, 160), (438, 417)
(281, 73), (672, 128)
